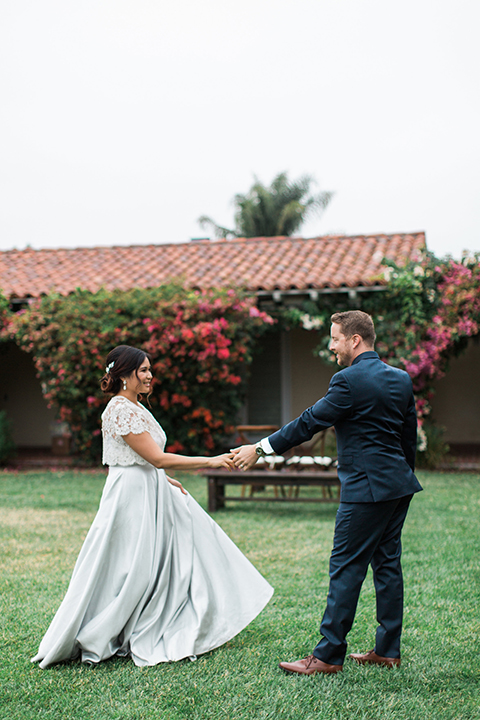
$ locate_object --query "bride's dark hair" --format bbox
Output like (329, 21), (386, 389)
(101, 345), (152, 398)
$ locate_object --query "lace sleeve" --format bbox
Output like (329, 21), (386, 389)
(108, 401), (149, 438)
(102, 397), (167, 466)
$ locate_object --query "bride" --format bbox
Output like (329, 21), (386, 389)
(32, 344), (273, 668)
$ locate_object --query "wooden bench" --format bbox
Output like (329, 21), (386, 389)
(204, 469), (340, 512)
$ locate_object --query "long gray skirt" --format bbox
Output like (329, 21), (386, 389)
(31, 465), (273, 668)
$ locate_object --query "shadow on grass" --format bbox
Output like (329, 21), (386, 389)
(212, 502), (339, 522)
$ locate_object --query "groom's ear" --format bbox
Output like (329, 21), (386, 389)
(351, 334), (362, 349)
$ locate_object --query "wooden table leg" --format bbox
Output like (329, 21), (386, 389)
(208, 478), (217, 512)
(208, 477), (225, 512)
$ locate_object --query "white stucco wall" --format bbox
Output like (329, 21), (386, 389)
(289, 327), (336, 418)
(430, 337), (480, 444)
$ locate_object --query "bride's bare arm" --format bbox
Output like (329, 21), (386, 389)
(122, 431), (235, 471)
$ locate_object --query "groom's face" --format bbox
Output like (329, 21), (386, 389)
(329, 323), (355, 366)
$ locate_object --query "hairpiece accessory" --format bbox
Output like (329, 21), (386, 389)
(123, 379), (127, 391)
(106, 361), (115, 373)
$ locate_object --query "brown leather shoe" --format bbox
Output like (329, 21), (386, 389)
(349, 650), (401, 668)
(279, 654), (343, 675)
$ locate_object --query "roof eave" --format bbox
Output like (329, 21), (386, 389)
(255, 284), (387, 302)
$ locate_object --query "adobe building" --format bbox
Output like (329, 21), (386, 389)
(0, 231), (478, 455)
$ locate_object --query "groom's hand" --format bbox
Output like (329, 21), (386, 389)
(231, 445), (258, 471)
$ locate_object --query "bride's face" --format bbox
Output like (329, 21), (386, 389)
(130, 358), (153, 394)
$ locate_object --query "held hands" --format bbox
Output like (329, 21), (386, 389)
(231, 445), (258, 471)
(208, 453), (236, 471)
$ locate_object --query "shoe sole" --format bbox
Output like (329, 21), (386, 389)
(279, 664), (342, 675)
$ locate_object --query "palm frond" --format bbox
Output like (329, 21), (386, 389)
(198, 172), (333, 238)
(197, 215), (236, 239)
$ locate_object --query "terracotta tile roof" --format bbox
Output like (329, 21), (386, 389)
(0, 232), (426, 299)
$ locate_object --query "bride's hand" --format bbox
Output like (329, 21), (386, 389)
(167, 476), (188, 494)
(208, 453), (235, 470)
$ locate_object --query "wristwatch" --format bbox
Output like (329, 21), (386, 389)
(255, 442), (266, 457)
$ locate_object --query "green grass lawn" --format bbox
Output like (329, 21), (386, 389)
(1, 469), (479, 720)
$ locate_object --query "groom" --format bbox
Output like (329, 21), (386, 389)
(232, 310), (422, 674)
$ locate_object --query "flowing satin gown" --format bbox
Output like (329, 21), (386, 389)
(32, 396), (273, 668)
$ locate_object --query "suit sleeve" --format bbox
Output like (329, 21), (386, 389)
(400, 387), (417, 471)
(267, 373), (352, 455)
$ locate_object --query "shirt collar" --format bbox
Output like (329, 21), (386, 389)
(351, 350), (379, 366)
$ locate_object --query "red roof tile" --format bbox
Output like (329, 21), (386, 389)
(0, 232), (426, 299)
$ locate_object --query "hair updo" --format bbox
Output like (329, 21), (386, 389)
(100, 345), (152, 397)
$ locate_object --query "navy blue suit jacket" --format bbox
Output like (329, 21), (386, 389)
(268, 351), (423, 503)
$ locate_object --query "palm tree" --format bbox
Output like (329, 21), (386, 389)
(198, 172), (333, 239)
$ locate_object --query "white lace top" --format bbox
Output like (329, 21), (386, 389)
(101, 396), (166, 466)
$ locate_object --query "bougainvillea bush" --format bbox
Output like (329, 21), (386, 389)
(3, 285), (273, 461)
(367, 252), (480, 462)
(280, 250), (480, 465)
(366, 252), (479, 455)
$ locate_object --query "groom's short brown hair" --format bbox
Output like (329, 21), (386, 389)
(330, 310), (376, 347)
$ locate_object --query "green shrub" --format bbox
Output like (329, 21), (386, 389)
(3, 285), (273, 461)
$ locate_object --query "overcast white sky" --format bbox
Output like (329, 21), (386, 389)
(1, 0), (479, 258)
